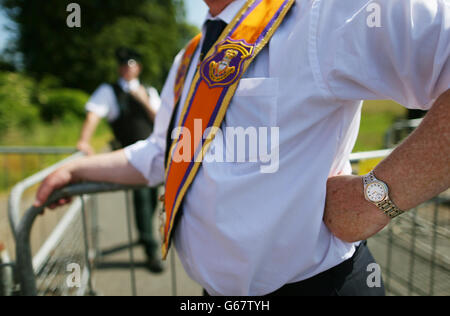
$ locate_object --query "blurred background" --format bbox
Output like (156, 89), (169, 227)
(0, 0), (204, 156)
(0, 0), (446, 297)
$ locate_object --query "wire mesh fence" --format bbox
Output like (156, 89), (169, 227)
(14, 183), (158, 296)
(373, 117), (450, 295)
(3, 148), (194, 297)
(32, 196), (98, 296)
(367, 196), (450, 296)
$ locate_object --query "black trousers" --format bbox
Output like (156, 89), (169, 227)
(133, 187), (159, 257)
(267, 241), (385, 296)
(203, 241), (385, 296)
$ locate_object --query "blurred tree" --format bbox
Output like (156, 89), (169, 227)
(0, 56), (16, 72)
(0, 0), (199, 92)
(0, 71), (39, 134)
(38, 88), (89, 122)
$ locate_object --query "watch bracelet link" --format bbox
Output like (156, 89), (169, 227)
(376, 199), (404, 219)
(363, 172), (376, 185)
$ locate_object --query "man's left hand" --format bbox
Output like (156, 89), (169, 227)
(324, 175), (390, 242)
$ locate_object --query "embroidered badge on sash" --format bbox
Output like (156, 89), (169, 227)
(201, 38), (254, 88)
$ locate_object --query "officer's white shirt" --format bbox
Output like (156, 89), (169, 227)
(85, 78), (161, 122)
(124, 0), (450, 295)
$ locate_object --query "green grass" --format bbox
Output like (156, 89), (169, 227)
(353, 100), (407, 152)
(0, 119), (112, 149)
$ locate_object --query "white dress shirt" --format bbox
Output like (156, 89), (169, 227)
(85, 78), (161, 122)
(124, 0), (450, 295)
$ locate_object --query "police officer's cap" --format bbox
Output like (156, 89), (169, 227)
(115, 47), (142, 65)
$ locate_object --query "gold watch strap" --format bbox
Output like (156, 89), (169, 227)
(376, 199), (404, 219)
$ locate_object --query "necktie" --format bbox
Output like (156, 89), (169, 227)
(200, 19), (228, 61)
(165, 19), (227, 165)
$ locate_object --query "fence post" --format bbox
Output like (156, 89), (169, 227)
(15, 206), (41, 296)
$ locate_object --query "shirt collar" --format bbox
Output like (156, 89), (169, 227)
(203, 0), (247, 25)
(119, 78), (140, 92)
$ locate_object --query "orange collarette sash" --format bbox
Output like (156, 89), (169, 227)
(162, 0), (295, 259)
(173, 34), (202, 106)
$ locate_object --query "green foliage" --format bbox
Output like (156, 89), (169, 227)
(353, 100), (407, 152)
(38, 88), (89, 122)
(0, 70), (90, 139)
(1, 0), (199, 92)
(0, 71), (39, 134)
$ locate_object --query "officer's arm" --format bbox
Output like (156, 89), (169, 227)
(77, 111), (101, 155)
(324, 89), (450, 242)
(131, 86), (157, 121)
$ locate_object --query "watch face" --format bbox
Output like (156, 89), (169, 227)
(366, 182), (387, 202)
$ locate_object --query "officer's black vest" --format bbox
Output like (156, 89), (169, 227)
(110, 83), (154, 148)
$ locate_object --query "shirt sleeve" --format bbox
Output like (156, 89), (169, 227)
(316, 0), (450, 109)
(124, 50), (184, 186)
(85, 84), (118, 121)
(147, 87), (162, 113)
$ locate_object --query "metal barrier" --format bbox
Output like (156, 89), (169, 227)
(0, 242), (14, 296)
(0, 147), (80, 296)
(5, 147), (182, 296)
(13, 182), (182, 296)
(2, 147), (146, 295)
(7, 149), (450, 296)
(369, 197), (449, 296)
(15, 183), (140, 296)
(8, 151), (84, 238)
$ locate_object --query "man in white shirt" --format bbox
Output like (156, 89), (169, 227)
(76, 47), (164, 273)
(35, 0), (449, 296)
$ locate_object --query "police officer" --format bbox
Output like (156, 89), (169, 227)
(76, 47), (164, 273)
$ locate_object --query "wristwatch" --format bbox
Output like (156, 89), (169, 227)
(363, 171), (404, 219)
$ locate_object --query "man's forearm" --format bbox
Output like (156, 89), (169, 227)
(68, 150), (148, 185)
(324, 89), (450, 242)
(374, 89), (450, 210)
(34, 150), (148, 207)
